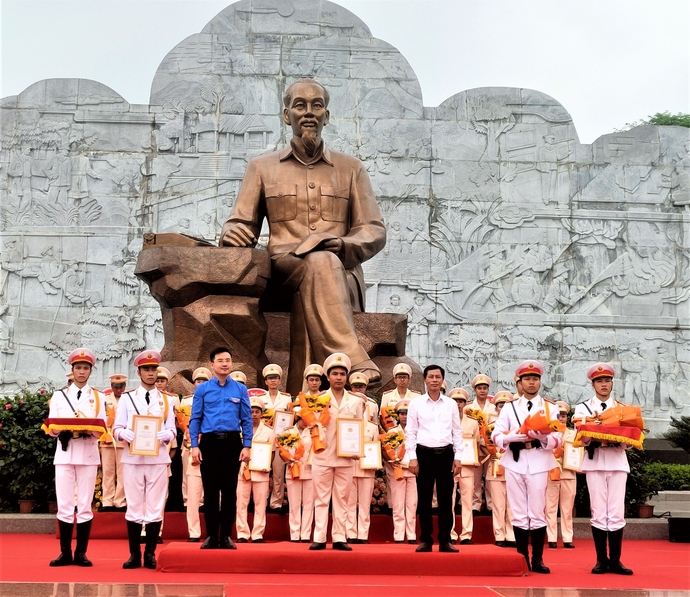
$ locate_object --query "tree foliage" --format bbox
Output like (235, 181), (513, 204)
(663, 416), (690, 454)
(620, 111), (690, 131)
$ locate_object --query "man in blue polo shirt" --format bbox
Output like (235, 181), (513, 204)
(189, 346), (253, 549)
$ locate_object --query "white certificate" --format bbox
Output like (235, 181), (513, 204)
(460, 436), (479, 466)
(248, 441), (273, 471)
(129, 415), (161, 456)
(563, 441), (584, 472)
(360, 441), (382, 469)
(337, 418), (364, 457)
(400, 449), (411, 468)
(273, 410), (294, 437)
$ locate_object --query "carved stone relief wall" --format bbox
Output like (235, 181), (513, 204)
(1, 0), (689, 435)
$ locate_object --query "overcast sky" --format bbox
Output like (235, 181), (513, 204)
(2, 0), (688, 143)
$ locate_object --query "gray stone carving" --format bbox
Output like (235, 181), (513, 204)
(1, 0), (689, 436)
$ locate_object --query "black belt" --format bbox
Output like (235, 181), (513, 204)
(417, 444), (453, 454)
(509, 440), (542, 461)
(586, 441), (621, 459)
(202, 431), (240, 440)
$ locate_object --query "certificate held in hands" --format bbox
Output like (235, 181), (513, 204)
(248, 441), (273, 472)
(337, 418), (364, 458)
(129, 415), (162, 456)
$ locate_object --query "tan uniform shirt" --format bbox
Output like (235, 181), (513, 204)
(380, 388), (421, 410)
(311, 389), (365, 468)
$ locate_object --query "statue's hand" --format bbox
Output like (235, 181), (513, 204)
(322, 238), (343, 254)
(221, 223), (256, 247)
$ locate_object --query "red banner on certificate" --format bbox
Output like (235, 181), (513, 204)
(574, 424), (644, 450)
(41, 418), (107, 437)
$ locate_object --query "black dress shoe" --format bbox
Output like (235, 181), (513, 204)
(608, 561), (633, 575)
(408, 539), (417, 545)
(495, 541), (505, 547)
(236, 538), (248, 543)
(253, 538), (265, 544)
(98, 506), (113, 512)
(472, 510), (481, 516)
(359, 539), (370, 544)
(333, 542), (352, 551)
(531, 560), (551, 574)
(395, 540), (404, 544)
(143, 552), (157, 570)
(309, 542), (326, 550)
(416, 542), (432, 552)
(439, 542), (459, 553)
(563, 542), (575, 549)
(187, 538), (200, 543)
(504, 541), (516, 548)
(157, 537), (163, 544)
(548, 542), (558, 549)
(347, 537), (359, 544)
(221, 537), (237, 550)
(291, 539), (300, 543)
(459, 539), (473, 545)
(200, 537), (218, 549)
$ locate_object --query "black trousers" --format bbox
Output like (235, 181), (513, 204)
(199, 432), (243, 540)
(416, 444), (454, 545)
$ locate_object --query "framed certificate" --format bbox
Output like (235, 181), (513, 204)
(460, 436), (479, 466)
(563, 441), (584, 472)
(336, 418), (364, 457)
(129, 415), (162, 456)
(273, 410), (294, 437)
(360, 441), (382, 469)
(248, 441), (273, 471)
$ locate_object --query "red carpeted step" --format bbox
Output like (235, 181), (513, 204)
(156, 541), (528, 576)
(60, 512), (497, 543)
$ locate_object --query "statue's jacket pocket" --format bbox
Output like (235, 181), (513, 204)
(265, 184), (298, 222)
(320, 185), (349, 222)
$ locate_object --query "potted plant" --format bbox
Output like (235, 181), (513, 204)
(0, 391), (55, 512)
(626, 448), (659, 518)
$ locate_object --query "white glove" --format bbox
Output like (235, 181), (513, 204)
(119, 429), (135, 443)
(528, 430), (550, 441)
(505, 431), (530, 443)
(157, 429), (172, 444)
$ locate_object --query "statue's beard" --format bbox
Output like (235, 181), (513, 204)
(302, 129), (317, 157)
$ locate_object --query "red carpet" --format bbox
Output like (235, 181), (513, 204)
(58, 512), (497, 543)
(1, 535), (688, 593)
(157, 541), (527, 575)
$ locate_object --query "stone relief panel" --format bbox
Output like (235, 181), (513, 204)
(1, 0), (689, 435)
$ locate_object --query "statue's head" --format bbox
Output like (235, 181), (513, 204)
(283, 79), (330, 155)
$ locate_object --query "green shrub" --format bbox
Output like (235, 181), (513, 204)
(663, 416), (690, 454)
(0, 391), (55, 510)
(642, 462), (690, 491)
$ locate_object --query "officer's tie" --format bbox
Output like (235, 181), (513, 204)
(76, 390), (81, 400)
(600, 403), (607, 411)
(527, 400), (533, 411)
(145, 391), (150, 405)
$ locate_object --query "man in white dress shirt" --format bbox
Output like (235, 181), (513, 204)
(573, 362), (633, 575)
(492, 360), (562, 574)
(47, 347), (106, 567)
(113, 350), (176, 569)
(406, 364), (463, 553)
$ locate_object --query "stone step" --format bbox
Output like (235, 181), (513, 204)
(653, 490), (690, 502)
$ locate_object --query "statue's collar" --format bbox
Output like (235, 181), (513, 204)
(279, 140), (333, 166)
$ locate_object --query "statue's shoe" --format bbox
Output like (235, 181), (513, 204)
(351, 360), (381, 384)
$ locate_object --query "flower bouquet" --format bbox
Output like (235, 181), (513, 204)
(465, 407), (486, 428)
(261, 408), (275, 428)
(380, 428), (406, 481)
(481, 422), (497, 455)
(379, 406), (398, 432)
(176, 404), (192, 446)
(516, 410), (561, 435)
(298, 392), (331, 454)
(276, 429), (306, 479)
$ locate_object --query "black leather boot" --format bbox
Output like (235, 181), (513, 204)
(607, 529), (633, 575)
(73, 520), (93, 566)
(591, 526), (609, 574)
(50, 520), (73, 566)
(512, 526), (531, 571)
(530, 527), (550, 573)
(143, 521), (162, 569)
(122, 521), (142, 569)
